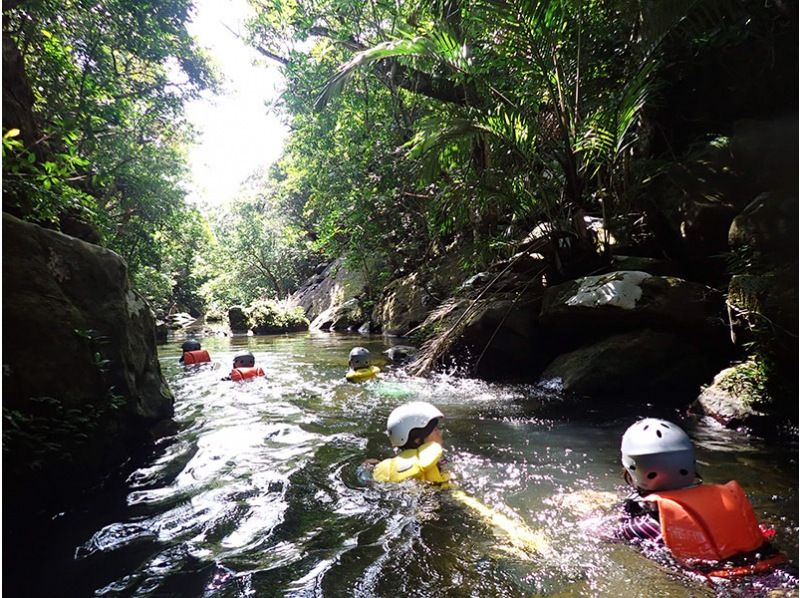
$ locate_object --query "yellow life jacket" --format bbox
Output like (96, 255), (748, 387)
(372, 441), (450, 485)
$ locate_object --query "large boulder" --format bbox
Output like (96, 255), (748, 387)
(2, 213), (173, 503)
(372, 273), (432, 336)
(728, 193), (798, 253)
(228, 305), (249, 333)
(538, 329), (715, 399)
(291, 258), (367, 321)
(690, 363), (768, 429)
(539, 271), (725, 347)
(310, 297), (365, 331)
(456, 297), (548, 380)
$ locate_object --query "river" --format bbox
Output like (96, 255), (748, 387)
(19, 333), (799, 596)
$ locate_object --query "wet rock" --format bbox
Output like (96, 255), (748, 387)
(155, 320), (169, 344)
(460, 272), (492, 290)
(165, 312), (196, 329)
(689, 363), (767, 429)
(291, 258), (368, 321)
(358, 321), (374, 335)
(383, 345), (418, 364)
(311, 297), (365, 331)
(538, 329), (715, 399)
(228, 305), (248, 333)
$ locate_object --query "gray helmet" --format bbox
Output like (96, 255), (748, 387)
(182, 339), (201, 352)
(233, 350), (255, 368)
(621, 418), (696, 492)
(386, 401), (444, 447)
(349, 347), (370, 369)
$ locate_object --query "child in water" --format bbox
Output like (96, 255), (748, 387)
(179, 339), (210, 364)
(616, 418), (785, 577)
(346, 347), (379, 382)
(360, 401), (450, 485)
(223, 350), (265, 381)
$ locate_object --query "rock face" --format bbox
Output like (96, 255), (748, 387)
(539, 329), (715, 398)
(291, 259), (367, 323)
(372, 273), (431, 336)
(2, 213), (173, 502)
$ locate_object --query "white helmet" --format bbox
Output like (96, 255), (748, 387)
(621, 418), (696, 492)
(349, 347), (370, 369)
(386, 401), (444, 447)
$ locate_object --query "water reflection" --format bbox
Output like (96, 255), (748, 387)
(68, 333), (799, 597)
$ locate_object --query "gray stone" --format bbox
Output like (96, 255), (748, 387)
(291, 258), (368, 321)
(383, 345), (418, 364)
(538, 329), (714, 398)
(690, 365), (766, 428)
(372, 273), (431, 336)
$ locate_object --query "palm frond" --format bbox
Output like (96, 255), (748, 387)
(315, 27), (470, 110)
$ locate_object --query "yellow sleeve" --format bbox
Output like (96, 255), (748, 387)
(372, 458), (393, 482)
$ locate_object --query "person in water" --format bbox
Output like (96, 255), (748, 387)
(346, 347), (379, 382)
(361, 401), (450, 485)
(223, 350), (265, 381)
(179, 339), (210, 364)
(616, 418), (785, 577)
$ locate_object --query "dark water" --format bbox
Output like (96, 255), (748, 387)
(19, 333), (800, 596)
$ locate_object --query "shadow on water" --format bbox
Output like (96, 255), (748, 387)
(10, 332), (799, 597)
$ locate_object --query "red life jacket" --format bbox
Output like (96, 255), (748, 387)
(230, 367), (265, 381)
(645, 481), (766, 563)
(182, 349), (211, 364)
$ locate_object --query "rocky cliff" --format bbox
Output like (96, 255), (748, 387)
(3, 213), (173, 508)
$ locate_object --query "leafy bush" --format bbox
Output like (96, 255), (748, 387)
(247, 300), (309, 334)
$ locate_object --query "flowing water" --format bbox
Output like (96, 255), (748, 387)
(20, 333), (799, 597)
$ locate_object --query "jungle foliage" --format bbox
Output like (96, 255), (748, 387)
(240, 0), (795, 288)
(2, 0), (216, 312)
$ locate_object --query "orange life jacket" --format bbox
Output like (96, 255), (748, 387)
(230, 366), (265, 381)
(645, 481), (765, 563)
(182, 349), (211, 364)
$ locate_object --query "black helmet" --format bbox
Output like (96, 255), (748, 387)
(182, 339), (201, 352)
(233, 350), (255, 368)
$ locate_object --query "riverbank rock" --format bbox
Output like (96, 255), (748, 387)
(383, 345), (418, 364)
(248, 300), (309, 334)
(228, 305), (248, 333)
(690, 363), (768, 429)
(538, 329), (715, 399)
(291, 258), (367, 321)
(372, 273), (431, 336)
(311, 297), (365, 331)
(540, 271), (725, 348)
(2, 213), (173, 507)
